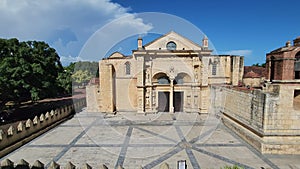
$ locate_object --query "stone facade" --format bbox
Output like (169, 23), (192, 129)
(87, 31), (244, 113)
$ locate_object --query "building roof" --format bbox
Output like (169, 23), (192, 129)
(243, 66), (267, 78)
(269, 45), (297, 54)
(268, 36), (300, 54)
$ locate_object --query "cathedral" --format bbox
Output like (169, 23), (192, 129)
(84, 33), (300, 154)
(87, 31), (244, 113)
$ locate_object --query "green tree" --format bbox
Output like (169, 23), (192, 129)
(71, 69), (92, 87)
(57, 62), (75, 95)
(252, 62), (266, 67)
(74, 61), (98, 77)
(0, 38), (70, 111)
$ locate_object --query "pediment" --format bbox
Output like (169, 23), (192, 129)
(109, 52), (125, 59)
(144, 31), (202, 51)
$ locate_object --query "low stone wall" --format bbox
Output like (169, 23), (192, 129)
(212, 84), (300, 154)
(0, 99), (86, 157)
(223, 88), (265, 133)
(212, 86), (266, 151)
(0, 159), (171, 169)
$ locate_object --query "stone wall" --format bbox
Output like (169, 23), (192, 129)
(99, 62), (115, 113)
(243, 77), (264, 88)
(86, 85), (100, 112)
(0, 99), (86, 157)
(212, 84), (300, 154)
(0, 159), (172, 169)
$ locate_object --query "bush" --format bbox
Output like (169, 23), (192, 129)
(221, 165), (244, 169)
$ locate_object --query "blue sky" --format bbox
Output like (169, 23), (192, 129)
(0, 0), (299, 66)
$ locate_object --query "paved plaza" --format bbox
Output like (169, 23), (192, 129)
(1, 109), (300, 169)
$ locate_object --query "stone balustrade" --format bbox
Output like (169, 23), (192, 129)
(0, 99), (86, 157)
(0, 159), (171, 169)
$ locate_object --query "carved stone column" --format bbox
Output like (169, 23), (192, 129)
(169, 78), (174, 113)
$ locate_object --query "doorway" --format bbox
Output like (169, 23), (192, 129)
(158, 92), (169, 112)
(174, 92), (184, 112)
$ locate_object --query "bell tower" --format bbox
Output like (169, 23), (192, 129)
(202, 36), (208, 48)
(137, 37), (143, 50)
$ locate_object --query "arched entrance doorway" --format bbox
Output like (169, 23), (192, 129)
(153, 72), (191, 113)
(153, 72), (170, 112)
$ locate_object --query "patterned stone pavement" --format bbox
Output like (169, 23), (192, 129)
(2, 109), (300, 169)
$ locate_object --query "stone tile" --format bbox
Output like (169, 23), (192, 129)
(118, 112), (173, 122)
(192, 148), (234, 169)
(175, 112), (201, 122)
(130, 126), (179, 144)
(198, 146), (272, 168)
(181, 125), (204, 142)
(84, 126), (128, 145)
(57, 147), (121, 168)
(31, 126), (84, 145)
(4, 147), (64, 165)
(197, 127), (241, 145)
(266, 155), (300, 169)
(75, 133), (97, 145)
(156, 149), (191, 169)
(125, 147), (177, 168)
(2, 111), (300, 169)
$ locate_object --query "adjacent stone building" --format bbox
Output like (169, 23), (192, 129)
(243, 66), (266, 88)
(87, 31), (244, 113)
(266, 37), (300, 81)
(215, 37), (300, 154)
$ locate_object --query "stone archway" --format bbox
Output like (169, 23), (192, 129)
(152, 71), (193, 113)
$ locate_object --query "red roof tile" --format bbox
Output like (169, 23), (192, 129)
(243, 66), (267, 78)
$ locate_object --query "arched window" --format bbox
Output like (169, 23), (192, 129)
(158, 76), (170, 84)
(174, 73), (191, 85)
(174, 76), (184, 85)
(295, 52), (300, 79)
(153, 73), (170, 84)
(166, 41), (176, 50)
(125, 62), (130, 75)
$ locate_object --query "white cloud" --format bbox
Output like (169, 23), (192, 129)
(0, 0), (151, 64)
(222, 49), (252, 56)
(60, 55), (83, 66)
(79, 13), (152, 61)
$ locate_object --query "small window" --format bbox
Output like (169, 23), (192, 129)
(166, 41), (176, 50)
(125, 62), (130, 75)
(212, 64), (217, 75)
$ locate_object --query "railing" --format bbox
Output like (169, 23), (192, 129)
(0, 99), (86, 157)
(0, 159), (171, 169)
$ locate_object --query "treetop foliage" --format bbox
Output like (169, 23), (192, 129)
(0, 38), (71, 111)
(251, 63), (266, 68)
